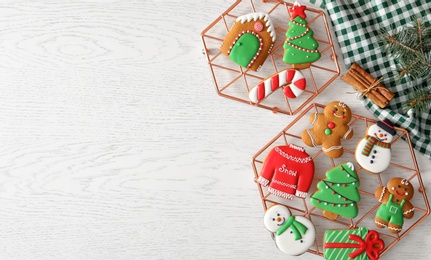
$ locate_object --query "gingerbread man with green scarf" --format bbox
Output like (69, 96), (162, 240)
(374, 178), (415, 234)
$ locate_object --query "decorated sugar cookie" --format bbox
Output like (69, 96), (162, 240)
(355, 119), (396, 174)
(283, 1), (321, 69)
(301, 101), (354, 158)
(220, 12), (275, 71)
(324, 226), (385, 260)
(263, 204), (315, 256)
(310, 162), (360, 220)
(374, 178), (415, 234)
(248, 69), (306, 102)
(256, 144), (314, 200)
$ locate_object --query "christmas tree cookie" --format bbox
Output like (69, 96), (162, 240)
(283, 1), (321, 69)
(310, 162), (361, 220)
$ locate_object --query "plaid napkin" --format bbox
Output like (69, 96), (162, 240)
(309, 0), (431, 159)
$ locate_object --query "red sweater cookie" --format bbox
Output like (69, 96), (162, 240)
(257, 144), (314, 200)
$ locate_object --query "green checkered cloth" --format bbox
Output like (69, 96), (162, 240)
(308, 0), (431, 159)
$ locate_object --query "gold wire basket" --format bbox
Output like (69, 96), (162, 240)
(251, 103), (430, 257)
(201, 0), (340, 115)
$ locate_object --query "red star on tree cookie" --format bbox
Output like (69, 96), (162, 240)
(289, 4), (306, 19)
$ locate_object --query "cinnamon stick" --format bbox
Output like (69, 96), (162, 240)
(341, 62), (394, 108)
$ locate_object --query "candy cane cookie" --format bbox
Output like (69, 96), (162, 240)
(248, 69), (306, 103)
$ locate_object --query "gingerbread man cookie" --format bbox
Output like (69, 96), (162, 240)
(301, 101), (354, 158)
(374, 178), (415, 234)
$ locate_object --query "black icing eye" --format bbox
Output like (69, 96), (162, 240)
(334, 107), (338, 111)
(342, 111), (345, 115)
(290, 231), (293, 234)
(300, 240), (304, 243)
(378, 130), (381, 132)
(404, 188), (407, 191)
(384, 134), (387, 136)
(398, 185), (401, 188)
(272, 218), (275, 221)
(277, 213), (280, 216)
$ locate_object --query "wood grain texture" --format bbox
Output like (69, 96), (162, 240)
(0, 1), (429, 259)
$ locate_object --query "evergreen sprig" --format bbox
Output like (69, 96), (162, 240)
(403, 87), (431, 114)
(379, 18), (431, 81)
(379, 17), (431, 114)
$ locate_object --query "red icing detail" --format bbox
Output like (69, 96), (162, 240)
(254, 21), (264, 32)
(257, 82), (265, 101)
(324, 231), (384, 260)
(289, 4), (307, 20)
(257, 145), (314, 199)
(283, 86), (296, 98)
(332, 191), (336, 194)
(341, 115), (345, 119)
(286, 69), (295, 82)
(396, 190), (405, 196)
(328, 122), (335, 129)
(271, 74), (279, 91)
(294, 78), (306, 90)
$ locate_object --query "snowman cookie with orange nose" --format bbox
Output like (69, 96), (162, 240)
(355, 119), (396, 174)
(263, 204), (315, 255)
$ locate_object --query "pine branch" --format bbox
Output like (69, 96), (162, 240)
(403, 87), (431, 114)
(380, 20), (431, 81)
(416, 18), (424, 52)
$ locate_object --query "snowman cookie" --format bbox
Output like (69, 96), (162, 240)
(374, 178), (415, 234)
(263, 204), (315, 255)
(301, 101), (354, 158)
(355, 119), (396, 174)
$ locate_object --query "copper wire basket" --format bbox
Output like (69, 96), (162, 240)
(201, 0), (340, 115)
(251, 103), (430, 257)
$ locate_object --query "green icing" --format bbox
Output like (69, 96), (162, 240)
(310, 163), (361, 219)
(229, 33), (259, 67)
(324, 128), (332, 135)
(376, 194), (406, 226)
(283, 16), (321, 65)
(324, 227), (369, 260)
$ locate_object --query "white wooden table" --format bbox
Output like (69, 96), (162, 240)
(0, 1), (430, 259)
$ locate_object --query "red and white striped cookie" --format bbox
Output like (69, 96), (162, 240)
(248, 69), (306, 103)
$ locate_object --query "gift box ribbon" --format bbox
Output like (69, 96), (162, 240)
(324, 230), (384, 260)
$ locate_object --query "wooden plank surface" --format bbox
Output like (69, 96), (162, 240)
(0, 1), (429, 259)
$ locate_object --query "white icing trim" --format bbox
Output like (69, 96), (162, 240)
(236, 12), (276, 42)
(289, 143), (305, 152)
(379, 187), (385, 202)
(404, 208), (415, 215)
(346, 162), (354, 171)
(257, 176), (270, 186)
(268, 187), (294, 200)
(311, 113), (318, 125)
(321, 145), (342, 152)
(272, 179), (297, 189)
(375, 220), (387, 228)
(343, 126), (353, 139)
(274, 147), (312, 163)
(387, 226), (402, 231)
(306, 129), (317, 147)
(295, 190), (307, 198)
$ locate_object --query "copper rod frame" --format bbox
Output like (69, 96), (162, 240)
(251, 103), (430, 257)
(201, 0), (340, 115)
